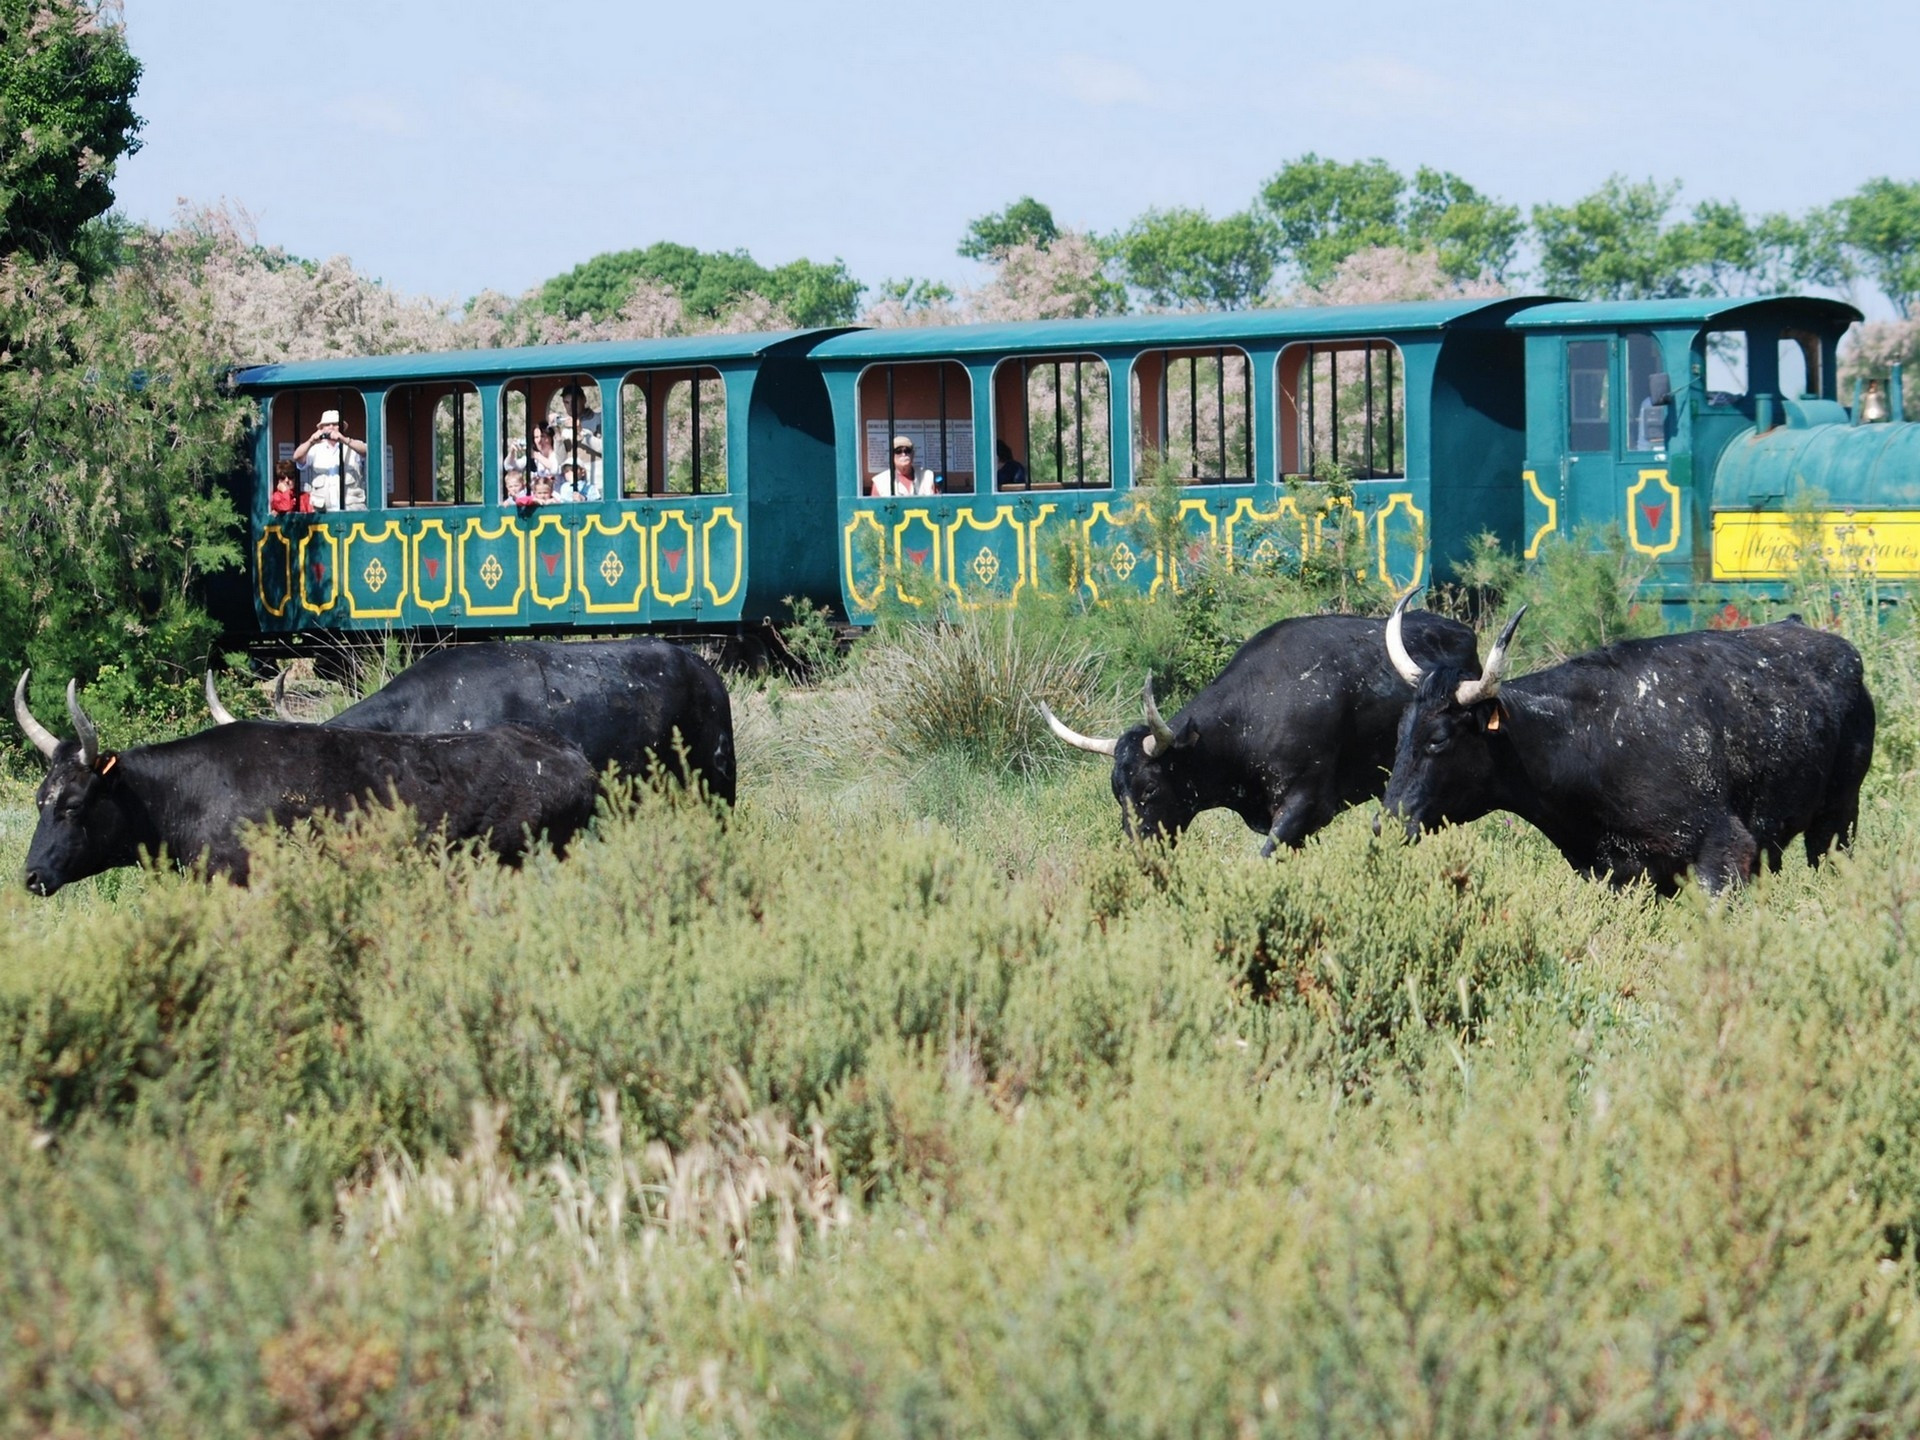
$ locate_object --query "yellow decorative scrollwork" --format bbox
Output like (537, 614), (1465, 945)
(1523, 469), (1558, 560)
(1625, 469), (1682, 558)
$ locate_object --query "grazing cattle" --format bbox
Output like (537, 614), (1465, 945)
(1041, 610), (1481, 852)
(207, 638), (735, 804)
(18, 673), (597, 895)
(1376, 599), (1876, 894)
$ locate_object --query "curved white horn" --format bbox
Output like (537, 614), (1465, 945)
(1384, 592), (1424, 687)
(1038, 702), (1118, 758)
(272, 669), (295, 721)
(13, 671), (59, 758)
(1454, 606), (1527, 707)
(1141, 674), (1176, 756)
(65, 679), (99, 769)
(204, 670), (238, 725)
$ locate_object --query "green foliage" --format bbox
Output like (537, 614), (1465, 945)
(958, 196), (1060, 260)
(1110, 206), (1278, 311)
(1838, 177), (1920, 318)
(1447, 527), (1664, 666)
(0, 0), (141, 268)
(536, 240), (865, 326)
(1259, 153), (1520, 288)
(0, 239), (249, 712)
(873, 275), (956, 311)
(861, 610), (1107, 776)
(779, 594), (846, 680)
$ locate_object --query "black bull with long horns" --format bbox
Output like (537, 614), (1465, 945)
(1041, 610), (1481, 851)
(205, 638), (735, 806)
(1376, 599), (1877, 894)
(16, 672), (599, 895)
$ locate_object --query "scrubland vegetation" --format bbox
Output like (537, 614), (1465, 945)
(4, 547), (1920, 1437)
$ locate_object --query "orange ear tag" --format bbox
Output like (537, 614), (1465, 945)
(98, 754), (118, 775)
(1485, 708), (1501, 733)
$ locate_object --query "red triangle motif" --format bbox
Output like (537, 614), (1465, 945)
(424, 557), (440, 580)
(311, 562), (325, 582)
(1643, 501), (1668, 532)
(665, 548), (683, 574)
(542, 553), (558, 576)
(907, 547), (930, 565)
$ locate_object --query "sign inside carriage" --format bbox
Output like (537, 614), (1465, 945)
(1712, 510), (1920, 580)
(864, 419), (973, 478)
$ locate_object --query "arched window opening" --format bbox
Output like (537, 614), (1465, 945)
(618, 368), (727, 497)
(384, 382), (481, 506)
(856, 361), (974, 495)
(1133, 347), (1252, 484)
(1705, 330), (1749, 407)
(991, 354), (1111, 491)
(1566, 340), (1612, 451)
(268, 387), (369, 513)
(502, 375), (604, 502)
(1277, 340), (1404, 479)
(1779, 329), (1822, 400)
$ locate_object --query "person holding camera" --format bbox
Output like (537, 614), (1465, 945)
(292, 408), (368, 511)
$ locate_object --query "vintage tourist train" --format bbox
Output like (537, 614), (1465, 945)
(224, 293), (1912, 639)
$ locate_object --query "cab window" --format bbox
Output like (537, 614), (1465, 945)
(1277, 340), (1404, 479)
(502, 374), (603, 501)
(1566, 340), (1611, 451)
(619, 368), (728, 496)
(1705, 330), (1749, 408)
(857, 361), (974, 494)
(1623, 333), (1666, 453)
(1779, 329), (1822, 400)
(1132, 347), (1251, 484)
(384, 382), (481, 505)
(992, 354), (1111, 490)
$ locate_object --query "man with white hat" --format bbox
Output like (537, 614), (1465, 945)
(868, 435), (935, 496)
(292, 409), (368, 511)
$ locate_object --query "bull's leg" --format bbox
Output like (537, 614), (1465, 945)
(1803, 791), (1861, 867)
(1696, 815), (1758, 895)
(1260, 786), (1337, 857)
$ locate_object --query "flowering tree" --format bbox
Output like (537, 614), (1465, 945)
(0, 0), (140, 266)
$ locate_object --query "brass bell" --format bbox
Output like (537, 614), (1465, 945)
(1862, 379), (1892, 423)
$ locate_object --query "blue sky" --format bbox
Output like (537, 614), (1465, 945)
(116, 0), (1919, 306)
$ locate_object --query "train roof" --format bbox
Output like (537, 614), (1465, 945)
(1506, 295), (1863, 331)
(229, 328), (841, 389)
(806, 297), (1544, 362)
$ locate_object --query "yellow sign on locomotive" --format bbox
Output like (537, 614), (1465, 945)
(1712, 510), (1920, 580)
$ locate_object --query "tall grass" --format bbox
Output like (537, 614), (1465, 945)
(6, 550), (1920, 1434)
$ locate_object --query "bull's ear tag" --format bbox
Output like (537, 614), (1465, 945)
(97, 753), (119, 775)
(1482, 703), (1504, 733)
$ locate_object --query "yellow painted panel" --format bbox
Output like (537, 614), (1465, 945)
(1712, 510), (1920, 580)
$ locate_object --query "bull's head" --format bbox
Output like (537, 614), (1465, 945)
(15, 672), (135, 896)
(1039, 675), (1202, 840)
(1377, 597), (1526, 840)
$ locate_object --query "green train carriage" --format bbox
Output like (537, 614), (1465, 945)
(223, 295), (1920, 646)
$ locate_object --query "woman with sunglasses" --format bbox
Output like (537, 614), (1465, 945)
(868, 435), (936, 496)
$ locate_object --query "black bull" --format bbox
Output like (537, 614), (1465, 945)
(1041, 610), (1481, 850)
(1378, 601), (1876, 894)
(209, 638), (735, 804)
(18, 674), (598, 895)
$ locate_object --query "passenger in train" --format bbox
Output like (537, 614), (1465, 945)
(293, 409), (367, 511)
(995, 440), (1028, 490)
(557, 384), (602, 440)
(869, 436), (936, 496)
(554, 461), (600, 503)
(529, 423), (559, 478)
(269, 459), (312, 514)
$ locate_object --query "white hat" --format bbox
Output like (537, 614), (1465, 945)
(319, 409), (342, 425)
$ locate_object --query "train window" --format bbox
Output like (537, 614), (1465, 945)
(384, 383), (481, 506)
(1132, 348), (1252, 484)
(991, 354), (1111, 491)
(857, 361), (974, 494)
(502, 375), (604, 501)
(1276, 341), (1405, 480)
(1566, 340), (1611, 451)
(1705, 330), (1748, 407)
(1780, 329), (1821, 400)
(1623, 333), (1666, 453)
(268, 387), (369, 512)
(618, 368), (728, 497)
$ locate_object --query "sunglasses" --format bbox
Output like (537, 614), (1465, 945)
(893, 445), (913, 455)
